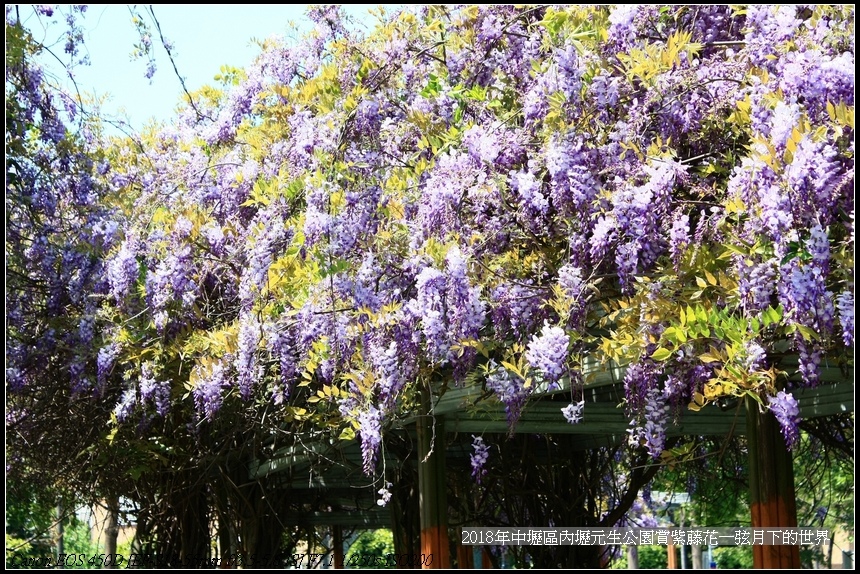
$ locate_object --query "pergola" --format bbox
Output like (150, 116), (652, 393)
(250, 355), (853, 569)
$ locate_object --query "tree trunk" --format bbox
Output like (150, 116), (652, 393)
(627, 544), (639, 569)
(56, 503), (65, 569)
(390, 453), (421, 567)
(691, 544), (703, 569)
(103, 496), (119, 569)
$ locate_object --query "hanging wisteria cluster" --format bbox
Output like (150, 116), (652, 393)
(470, 435), (491, 484)
(6, 5), (854, 502)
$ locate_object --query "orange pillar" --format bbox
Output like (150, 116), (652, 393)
(417, 390), (450, 569)
(746, 397), (801, 568)
(667, 543), (679, 569)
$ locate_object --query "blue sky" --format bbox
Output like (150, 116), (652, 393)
(26, 5), (393, 132)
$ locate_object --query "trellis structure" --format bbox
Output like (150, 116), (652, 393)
(251, 356), (853, 569)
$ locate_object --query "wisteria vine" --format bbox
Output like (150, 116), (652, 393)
(6, 6), (854, 508)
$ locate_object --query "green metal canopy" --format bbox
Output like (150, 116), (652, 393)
(247, 356), (853, 531)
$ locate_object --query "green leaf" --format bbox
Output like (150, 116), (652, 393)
(129, 466), (147, 481)
(662, 326), (678, 344)
(663, 326), (688, 345)
(651, 347), (673, 361)
(721, 242), (749, 257)
(500, 361), (520, 376)
(764, 305), (782, 326)
(795, 324), (819, 341)
(686, 305), (697, 325)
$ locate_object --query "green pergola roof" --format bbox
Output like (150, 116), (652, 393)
(246, 355), (853, 527)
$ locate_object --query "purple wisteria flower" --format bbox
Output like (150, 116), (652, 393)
(743, 340), (767, 372)
(510, 169), (548, 215)
(561, 400), (585, 425)
(139, 362), (170, 417)
(8, 6), (851, 527)
(623, 361), (660, 414)
(96, 343), (120, 393)
(836, 290), (854, 347)
(558, 264), (584, 297)
(623, 497), (660, 529)
(412, 266), (448, 363)
(408, 247), (484, 370)
(738, 258), (777, 314)
(193, 360), (228, 421)
(470, 435), (490, 483)
(376, 482), (393, 507)
(235, 314), (261, 400)
(628, 388), (670, 458)
(359, 406), (383, 475)
(557, 264), (590, 327)
(526, 323), (569, 388)
(371, 340), (404, 411)
(114, 388), (137, 422)
(490, 281), (544, 339)
(485, 361), (531, 427)
(463, 124), (500, 165)
(264, 319), (297, 404)
(668, 213), (690, 269)
(767, 390), (801, 449)
(444, 247), (485, 348)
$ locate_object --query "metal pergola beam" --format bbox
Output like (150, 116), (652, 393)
(430, 380), (853, 437)
(252, 381), (853, 482)
(278, 510), (390, 528)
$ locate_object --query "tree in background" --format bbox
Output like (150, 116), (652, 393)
(6, 7), (138, 565)
(345, 529), (395, 569)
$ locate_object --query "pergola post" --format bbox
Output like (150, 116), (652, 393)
(417, 386), (450, 569)
(746, 396), (801, 568)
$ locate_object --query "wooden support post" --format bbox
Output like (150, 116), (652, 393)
(746, 396), (801, 568)
(417, 388), (450, 569)
(333, 525), (344, 569)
